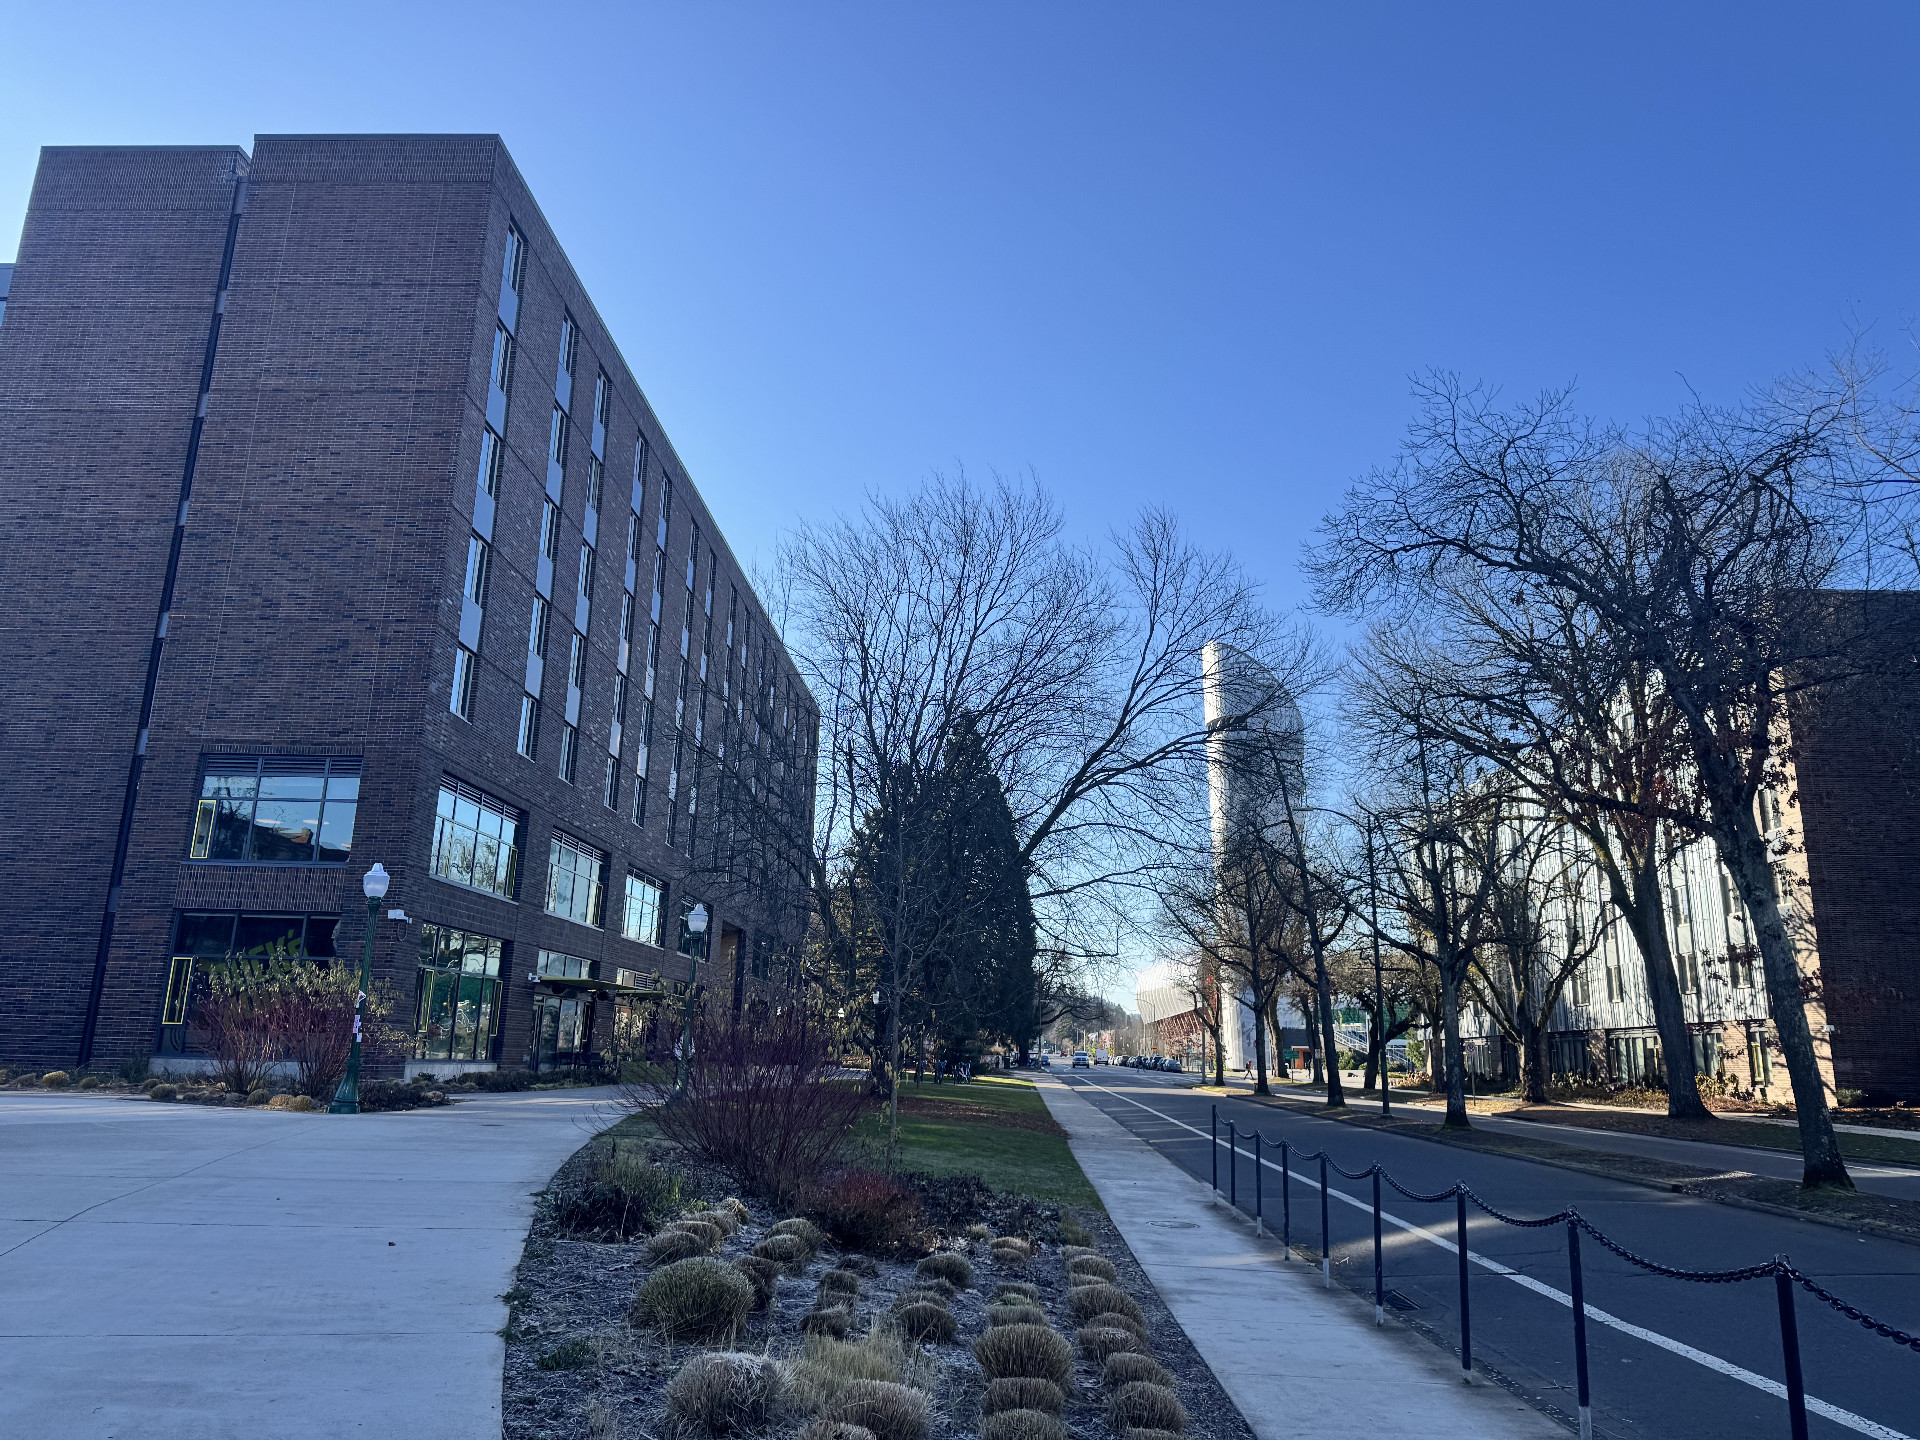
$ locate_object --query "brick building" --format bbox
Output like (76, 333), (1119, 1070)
(0, 136), (818, 1078)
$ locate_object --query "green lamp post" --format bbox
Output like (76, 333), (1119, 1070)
(672, 903), (709, 1098)
(329, 861), (389, 1115)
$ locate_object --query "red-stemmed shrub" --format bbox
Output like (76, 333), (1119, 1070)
(805, 1168), (926, 1255)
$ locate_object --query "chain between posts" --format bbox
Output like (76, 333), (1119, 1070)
(1198, 1120), (1917, 1438)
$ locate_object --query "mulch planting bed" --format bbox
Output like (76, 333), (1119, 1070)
(503, 1133), (1259, 1440)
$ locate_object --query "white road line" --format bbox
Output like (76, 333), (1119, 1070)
(1065, 1075), (1913, 1440)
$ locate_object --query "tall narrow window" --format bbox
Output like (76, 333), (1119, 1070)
(586, 454), (604, 512)
(603, 755), (621, 811)
(558, 724), (579, 784)
(549, 405), (569, 470)
(517, 695), (541, 759)
(502, 225), (527, 295)
(546, 833), (606, 926)
(478, 427), (504, 496)
(622, 872), (665, 947)
(594, 370), (612, 428)
(463, 535), (490, 607)
(490, 325), (516, 396)
(528, 596), (550, 660)
(451, 647), (477, 720)
(568, 632), (588, 690)
(541, 502), (562, 562)
(577, 546), (596, 608)
(557, 314), (578, 381)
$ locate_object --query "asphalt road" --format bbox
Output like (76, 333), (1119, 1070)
(1056, 1067), (1920, 1440)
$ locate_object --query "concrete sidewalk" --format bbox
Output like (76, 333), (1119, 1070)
(0, 1085), (623, 1440)
(1035, 1073), (1559, 1439)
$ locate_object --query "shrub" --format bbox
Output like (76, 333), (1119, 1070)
(1077, 1325), (1143, 1363)
(797, 1331), (906, 1390)
(988, 1304), (1048, 1329)
(536, 1336), (599, 1371)
(803, 1305), (853, 1339)
(648, 1229), (709, 1265)
(982, 1378), (1065, 1416)
(646, 1009), (869, 1203)
(693, 1208), (742, 1237)
(799, 1424), (876, 1440)
(734, 1255), (781, 1309)
(116, 1055), (150, 1085)
(1086, 1310), (1147, 1341)
(550, 1142), (684, 1240)
(267, 1093), (317, 1112)
(916, 1253), (972, 1288)
(899, 1276), (955, 1302)
(1108, 1382), (1187, 1434)
(1059, 1214), (1095, 1247)
(892, 1301), (957, 1344)
(665, 1351), (789, 1436)
(470, 1069), (538, 1091)
(1067, 1256), (1117, 1284)
(77, 1075), (100, 1090)
(824, 1379), (929, 1440)
(806, 1170), (924, 1255)
(979, 1410), (1066, 1440)
(772, 1216), (826, 1252)
(993, 1282), (1041, 1305)
(754, 1232), (810, 1274)
(819, 1268), (863, 1299)
(669, 1219), (726, 1252)
(973, 1324), (1073, 1386)
(965, 1223), (995, 1242)
(719, 1196), (752, 1224)
(1068, 1284), (1142, 1327)
(40, 1071), (71, 1089)
(990, 1236), (1032, 1258)
(1059, 1245), (1100, 1265)
(1103, 1353), (1173, 1390)
(148, 1083), (179, 1102)
(246, 1088), (273, 1107)
(631, 1257), (755, 1342)
(359, 1080), (452, 1112)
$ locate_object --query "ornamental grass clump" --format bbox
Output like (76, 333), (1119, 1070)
(1067, 1284), (1142, 1327)
(719, 1196), (752, 1224)
(1084, 1310), (1146, 1342)
(631, 1257), (755, 1342)
(536, 1336), (600, 1371)
(755, 1232), (810, 1274)
(915, 1252), (972, 1289)
(668, 1219), (726, 1252)
(40, 1071), (71, 1089)
(1066, 1255), (1117, 1285)
(973, 1324), (1073, 1386)
(987, 1304), (1048, 1329)
(552, 1143), (685, 1241)
(648, 1229), (710, 1265)
(1059, 1245), (1100, 1266)
(892, 1301), (957, 1345)
(798, 1423), (876, 1440)
(819, 1268), (863, 1300)
(772, 1216), (826, 1253)
(148, 1083), (179, 1102)
(978, 1410), (1066, 1440)
(898, 1276), (955, 1302)
(1103, 1353), (1173, 1390)
(982, 1377), (1065, 1416)
(734, 1255), (780, 1309)
(823, 1379), (929, 1440)
(1076, 1325), (1143, 1363)
(965, 1223), (994, 1242)
(1108, 1381), (1187, 1434)
(802, 1306), (853, 1339)
(665, 1351), (790, 1436)
(990, 1236), (1032, 1258)
(692, 1207), (741, 1237)
(993, 1282), (1041, 1305)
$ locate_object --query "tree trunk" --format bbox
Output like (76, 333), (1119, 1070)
(1363, 1004), (1381, 1094)
(1315, 960), (1346, 1108)
(1614, 859), (1711, 1121)
(1717, 810), (1851, 1189)
(1520, 1015), (1549, 1104)
(1251, 977), (1272, 1096)
(1440, 959), (1469, 1128)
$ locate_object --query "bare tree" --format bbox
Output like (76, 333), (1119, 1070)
(1313, 375), (1865, 1186)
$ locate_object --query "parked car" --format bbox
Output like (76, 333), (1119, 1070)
(1163, 1057), (1182, 1072)
(1072, 1051), (1092, 1068)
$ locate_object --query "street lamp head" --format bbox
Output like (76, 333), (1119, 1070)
(687, 903), (709, 936)
(363, 862), (390, 901)
(872, 989), (881, 1006)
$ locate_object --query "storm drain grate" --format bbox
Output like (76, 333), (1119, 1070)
(1382, 1289), (1421, 1312)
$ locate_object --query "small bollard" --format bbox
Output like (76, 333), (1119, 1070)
(1210, 1105), (1218, 1200)
(1229, 1121), (1238, 1208)
(1372, 1169), (1384, 1326)
(1254, 1132), (1264, 1234)
(1456, 1189), (1472, 1382)
(1775, 1266), (1810, 1440)
(1320, 1154), (1331, 1288)
(1281, 1140), (1292, 1257)
(1567, 1220), (1592, 1440)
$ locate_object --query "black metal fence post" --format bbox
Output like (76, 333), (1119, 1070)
(1229, 1120), (1238, 1208)
(1456, 1189), (1471, 1382)
(1281, 1140), (1291, 1257)
(1210, 1105), (1218, 1198)
(1775, 1267), (1810, 1440)
(1372, 1168), (1384, 1325)
(1319, 1154), (1331, 1288)
(1567, 1220), (1592, 1440)
(1254, 1132), (1264, 1234)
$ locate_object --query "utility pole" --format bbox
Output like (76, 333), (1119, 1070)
(1366, 817), (1390, 1117)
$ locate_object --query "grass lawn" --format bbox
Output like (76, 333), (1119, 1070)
(853, 1071), (1101, 1209)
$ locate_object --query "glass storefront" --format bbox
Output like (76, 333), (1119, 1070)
(159, 911), (339, 1053)
(413, 925), (505, 1063)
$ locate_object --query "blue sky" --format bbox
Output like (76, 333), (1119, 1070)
(9, 3), (1917, 618)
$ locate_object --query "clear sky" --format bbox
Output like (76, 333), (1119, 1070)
(7, 3), (1918, 1004)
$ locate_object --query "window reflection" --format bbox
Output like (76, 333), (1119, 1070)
(188, 757), (358, 864)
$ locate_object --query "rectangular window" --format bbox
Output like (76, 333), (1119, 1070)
(414, 925), (506, 1062)
(657, 477), (673, 549)
(536, 949), (591, 979)
(568, 632), (588, 690)
(517, 695), (541, 760)
(687, 523), (700, 591)
(603, 755), (621, 810)
(451, 647), (477, 720)
(558, 724), (579, 785)
(546, 834), (606, 926)
(528, 595), (550, 660)
(611, 673), (629, 726)
(188, 757), (360, 865)
(502, 225), (526, 295)
(478, 427), (504, 497)
(463, 535), (490, 607)
(594, 370), (612, 428)
(618, 593), (634, 673)
(1747, 1023), (1772, 1087)
(541, 501), (562, 562)
(429, 778), (521, 899)
(622, 872), (665, 947)
(490, 324), (516, 396)
(548, 405), (569, 470)
(586, 454), (604, 512)
(578, 545), (596, 607)
(558, 313), (578, 379)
